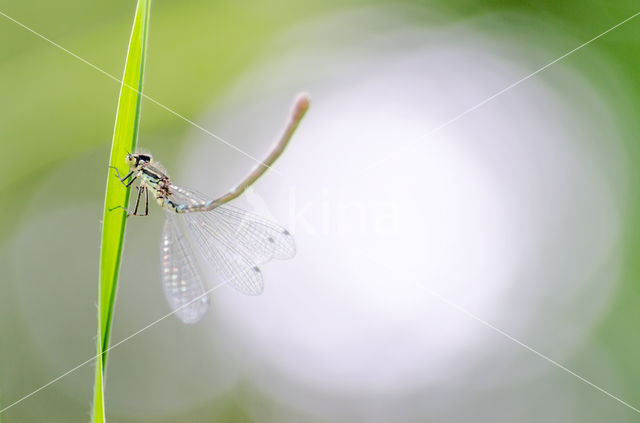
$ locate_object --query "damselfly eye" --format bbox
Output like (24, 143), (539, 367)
(125, 154), (137, 167)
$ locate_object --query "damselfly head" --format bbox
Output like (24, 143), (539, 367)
(125, 152), (153, 169)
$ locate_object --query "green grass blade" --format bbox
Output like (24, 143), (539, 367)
(92, 0), (150, 420)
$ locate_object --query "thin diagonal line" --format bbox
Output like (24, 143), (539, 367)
(422, 286), (640, 415)
(0, 9), (281, 175)
(363, 10), (640, 172)
(0, 278), (230, 415)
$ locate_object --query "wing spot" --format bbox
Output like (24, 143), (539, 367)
(268, 237), (275, 243)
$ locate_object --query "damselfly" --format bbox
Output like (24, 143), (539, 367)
(110, 95), (309, 323)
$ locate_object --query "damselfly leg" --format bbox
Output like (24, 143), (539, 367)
(108, 186), (148, 216)
(109, 166), (137, 187)
(131, 186), (149, 216)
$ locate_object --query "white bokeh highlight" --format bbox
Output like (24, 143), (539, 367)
(180, 11), (624, 421)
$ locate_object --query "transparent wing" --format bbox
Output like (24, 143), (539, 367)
(161, 213), (209, 324)
(168, 184), (296, 295)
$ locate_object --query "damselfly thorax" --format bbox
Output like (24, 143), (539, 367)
(122, 156), (187, 214)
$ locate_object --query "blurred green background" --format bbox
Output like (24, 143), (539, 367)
(2, 0), (640, 421)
